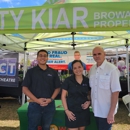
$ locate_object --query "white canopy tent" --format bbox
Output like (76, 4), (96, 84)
(0, 0), (130, 104)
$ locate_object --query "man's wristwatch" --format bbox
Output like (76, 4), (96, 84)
(50, 98), (54, 102)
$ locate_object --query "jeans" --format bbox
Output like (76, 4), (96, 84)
(95, 117), (112, 130)
(27, 101), (55, 130)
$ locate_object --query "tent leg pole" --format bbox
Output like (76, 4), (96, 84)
(125, 39), (130, 94)
(116, 48), (118, 66)
(125, 39), (130, 111)
(21, 51), (27, 105)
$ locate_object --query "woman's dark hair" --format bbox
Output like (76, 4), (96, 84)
(118, 56), (122, 61)
(37, 49), (48, 56)
(71, 60), (83, 69)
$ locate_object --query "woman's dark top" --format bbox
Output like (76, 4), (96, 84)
(62, 75), (91, 128)
(62, 75), (91, 112)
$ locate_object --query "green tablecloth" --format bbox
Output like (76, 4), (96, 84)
(17, 100), (97, 130)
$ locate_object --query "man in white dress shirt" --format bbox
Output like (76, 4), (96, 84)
(89, 46), (121, 130)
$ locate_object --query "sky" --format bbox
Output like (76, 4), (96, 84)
(0, 0), (46, 8)
(0, 0), (130, 8)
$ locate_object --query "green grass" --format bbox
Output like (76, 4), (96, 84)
(0, 98), (130, 130)
(0, 98), (20, 130)
(112, 100), (130, 130)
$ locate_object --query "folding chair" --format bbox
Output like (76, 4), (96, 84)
(122, 94), (130, 117)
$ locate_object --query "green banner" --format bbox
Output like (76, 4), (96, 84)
(44, 0), (130, 5)
(0, 2), (130, 33)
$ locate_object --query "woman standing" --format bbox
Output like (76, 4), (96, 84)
(61, 60), (91, 130)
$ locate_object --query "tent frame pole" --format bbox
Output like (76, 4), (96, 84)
(21, 51), (26, 105)
(116, 48), (118, 66)
(125, 39), (130, 94)
(21, 42), (28, 105)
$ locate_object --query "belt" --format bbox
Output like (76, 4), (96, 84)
(27, 99), (34, 102)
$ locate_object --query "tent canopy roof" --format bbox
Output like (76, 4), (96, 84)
(0, 31), (130, 52)
(0, 1), (130, 52)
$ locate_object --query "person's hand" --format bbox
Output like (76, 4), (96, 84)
(44, 98), (52, 104)
(39, 98), (52, 106)
(36, 98), (48, 106)
(107, 113), (115, 124)
(65, 110), (76, 121)
(81, 101), (90, 109)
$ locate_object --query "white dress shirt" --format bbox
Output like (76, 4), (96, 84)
(89, 60), (121, 118)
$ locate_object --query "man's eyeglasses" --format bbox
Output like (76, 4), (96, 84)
(38, 54), (48, 58)
(93, 53), (101, 56)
